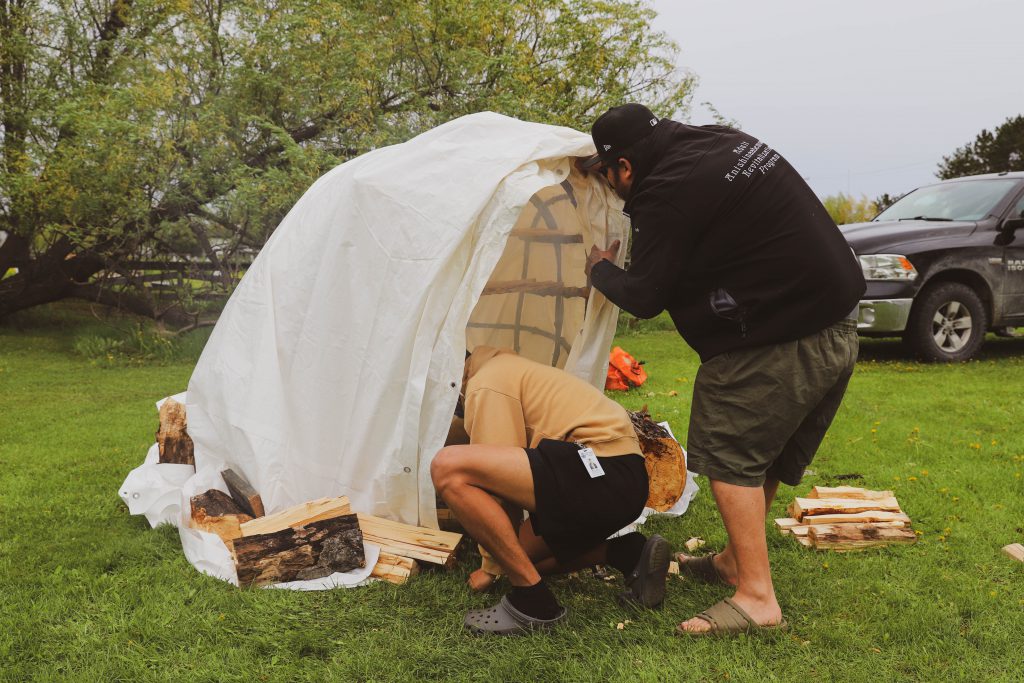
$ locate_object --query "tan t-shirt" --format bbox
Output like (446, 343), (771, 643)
(461, 346), (641, 577)
(463, 346), (640, 456)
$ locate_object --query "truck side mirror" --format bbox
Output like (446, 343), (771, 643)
(995, 217), (1024, 245)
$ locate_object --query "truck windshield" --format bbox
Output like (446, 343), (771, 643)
(875, 179), (1019, 222)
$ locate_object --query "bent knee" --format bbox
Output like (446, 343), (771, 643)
(430, 446), (464, 491)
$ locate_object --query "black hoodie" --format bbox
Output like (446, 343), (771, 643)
(591, 121), (865, 362)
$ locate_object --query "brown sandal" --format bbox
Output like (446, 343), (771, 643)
(675, 552), (730, 587)
(674, 597), (788, 637)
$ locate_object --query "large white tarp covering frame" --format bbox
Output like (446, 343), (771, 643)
(184, 112), (630, 528)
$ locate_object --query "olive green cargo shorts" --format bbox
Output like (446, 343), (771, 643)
(686, 319), (859, 488)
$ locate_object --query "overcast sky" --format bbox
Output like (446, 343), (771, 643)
(648, 0), (1024, 200)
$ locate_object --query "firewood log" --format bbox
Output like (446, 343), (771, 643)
(156, 398), (194, 465)
(190, 490), (252, 545)
(233, 514), (364, 586)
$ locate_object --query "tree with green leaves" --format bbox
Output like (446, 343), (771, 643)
(937, 115), (1024, 180)
(0, 0), (695, 327)
(821, 192), (877, 225)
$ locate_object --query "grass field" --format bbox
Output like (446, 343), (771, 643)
(1, 304), (1023, 682)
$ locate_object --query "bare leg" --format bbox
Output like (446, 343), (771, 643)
(678, 479), (784, 632)
(684, 478), (780, 584)
(430, 445), (539, 587)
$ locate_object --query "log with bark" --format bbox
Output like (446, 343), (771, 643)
(190, 489), (253, 545)
(629, 408), (687, 511)
(233, 514), (364, 586)
(156, 398), (194, 465)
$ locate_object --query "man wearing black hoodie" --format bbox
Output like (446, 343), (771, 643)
(583, 104), (865, 635)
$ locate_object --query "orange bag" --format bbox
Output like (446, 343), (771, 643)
(605, 346), (647, 391)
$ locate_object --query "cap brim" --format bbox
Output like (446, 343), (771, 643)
(580, 153), (605, 170)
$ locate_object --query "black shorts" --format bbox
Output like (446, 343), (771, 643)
(526, 439), (648, 564)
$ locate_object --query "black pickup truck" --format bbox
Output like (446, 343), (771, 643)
(841, 171), (1024, 361)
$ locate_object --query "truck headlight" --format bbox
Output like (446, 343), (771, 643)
(859, 254), (918, 281)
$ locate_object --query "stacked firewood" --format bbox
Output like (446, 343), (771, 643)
(157, 398), (462, 586)
(775, 486), (916, 551)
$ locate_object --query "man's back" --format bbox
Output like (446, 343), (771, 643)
(594, 121), (865, 360)
(463, 346), (639, 456)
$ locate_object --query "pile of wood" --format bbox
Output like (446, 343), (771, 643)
(156, 400), (463, 586)
(189, 468), (462, 586)
(629, 408), (687, 511)
(775, 486), (916, 551)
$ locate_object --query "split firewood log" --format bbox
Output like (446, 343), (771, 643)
(233, 514), (365, 586)
(190, 489), (253, 545)
(629, 408), (686, 512)
(156, 398), (194, 466)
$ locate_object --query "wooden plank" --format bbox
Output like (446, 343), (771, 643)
(1003, 543), (1024, 562)
(233, 514), (364, 586)
(775, 518), (800, 535)
(481, 279), (588, 299)
(221, 468), (265, 518)
(808, 486), (894, 500)
(809, 524), (917, 550)
(156, 398), (194, 465)
(509, 229), (583, 244)
(789, 521), (907, 537)
(190, 490), (252, 544)
(375, 551), (419, 571)
(371, 552), (421, 585)
(359, 534), (455, 567)
(789, 496), (901, 521)
(239, 496), (351, 537)
(356, 514), (462, 553)
(371, 565), (414, 584)
(800, 510), (911, 526)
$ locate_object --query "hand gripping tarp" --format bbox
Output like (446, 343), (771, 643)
(183, 112), (630, 529)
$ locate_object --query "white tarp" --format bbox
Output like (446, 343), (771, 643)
(181, 112), (631, 529)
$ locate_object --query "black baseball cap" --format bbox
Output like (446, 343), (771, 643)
(582, 103), (661, 169)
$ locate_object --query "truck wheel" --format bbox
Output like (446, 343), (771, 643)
(904, 282), (988, 362)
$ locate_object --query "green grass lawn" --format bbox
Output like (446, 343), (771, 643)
(2, 305), (1023, 682)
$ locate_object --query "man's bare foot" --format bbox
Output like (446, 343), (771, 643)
(676, 592), (783, 633)
(674, 551), (739, 587)
(467, 568), (501, 592)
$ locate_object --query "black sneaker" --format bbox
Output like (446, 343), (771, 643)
(618, 534), (671, 610)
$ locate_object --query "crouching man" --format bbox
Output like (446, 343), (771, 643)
(431, 345), (670, 636)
